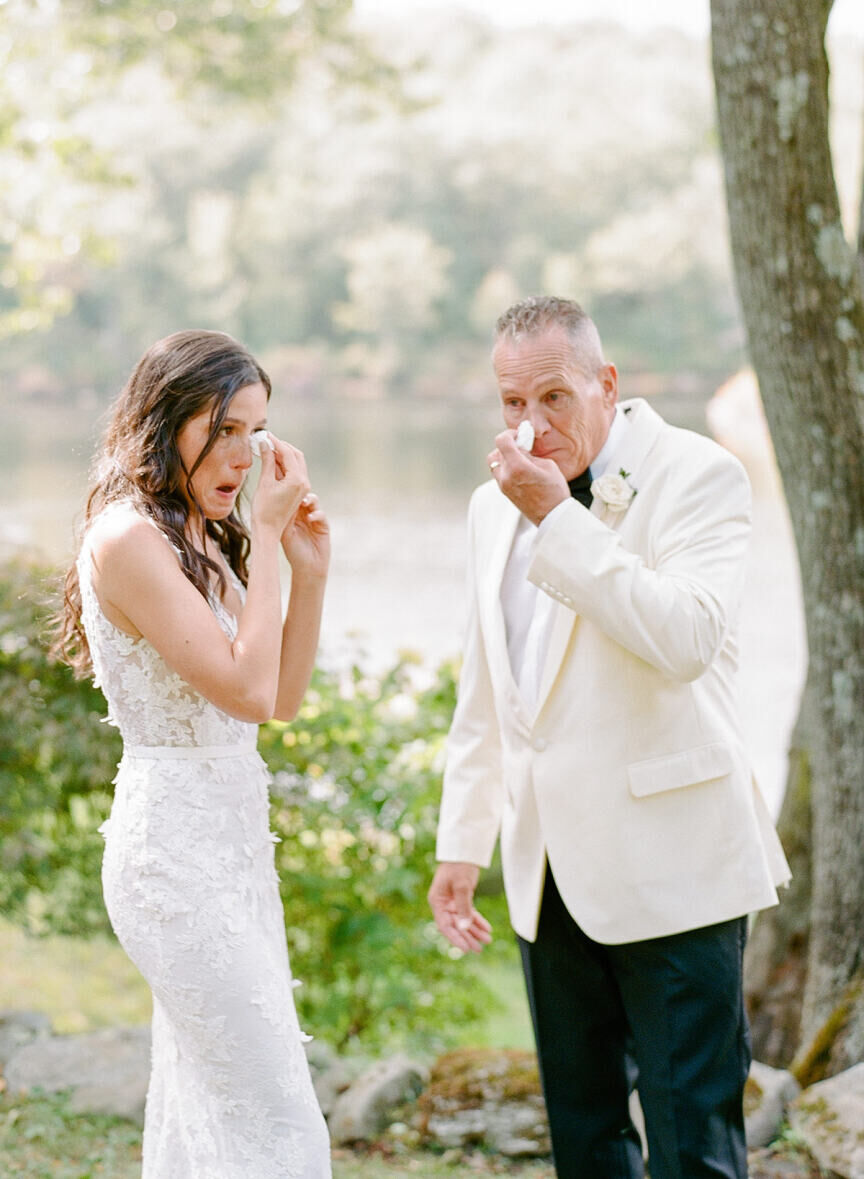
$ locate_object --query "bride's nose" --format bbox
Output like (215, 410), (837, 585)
(233, 437), (254, 469)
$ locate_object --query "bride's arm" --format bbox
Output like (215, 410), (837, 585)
(271, 493), (330, 722)
(90, 444), (306, 723)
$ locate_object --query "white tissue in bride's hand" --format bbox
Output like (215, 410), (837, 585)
(250, 430), (274, 457)
(516, 420), (534, 451)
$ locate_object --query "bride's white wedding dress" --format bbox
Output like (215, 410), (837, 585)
(78, 503), (331, 1179)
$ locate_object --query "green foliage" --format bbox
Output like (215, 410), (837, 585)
(57, 0), (394, 102)
(0, 0), (390, 343)
(0, 559), (508, 1051)
(0, 560), (121, 934)
(0, 6), (769, 398)
(261, 657), (510, 1051)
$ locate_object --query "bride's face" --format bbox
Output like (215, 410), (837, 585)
(175, 382), (269, 520)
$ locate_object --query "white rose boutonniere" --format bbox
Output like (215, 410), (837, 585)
(591, 468), (637, 512)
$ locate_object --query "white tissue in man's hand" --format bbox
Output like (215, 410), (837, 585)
(250, 430), (274, 457)
(516, 420), (534, 451)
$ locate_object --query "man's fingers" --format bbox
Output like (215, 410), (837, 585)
(495, 431), (524, 458)
(428, 863), (487, 951)
(429, 900), (477, 952)
(469, 910), (492, 934)
(452, 910), (492, 953)
(433, 902), (491, 954)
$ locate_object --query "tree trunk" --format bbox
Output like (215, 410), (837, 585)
(859, 66), (864, 281)
(711, 0), (864, 1075)
(743, 684), (812, 1067)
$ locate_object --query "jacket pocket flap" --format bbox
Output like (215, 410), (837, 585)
(627, 743), (734, 798)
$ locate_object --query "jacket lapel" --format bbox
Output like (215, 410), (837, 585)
(589, 398), (663, 526)
(532, 398), (665, 719)
(479, 492), (523, 699)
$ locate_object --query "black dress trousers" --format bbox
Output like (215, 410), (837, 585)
(518, 868), (750, 1179)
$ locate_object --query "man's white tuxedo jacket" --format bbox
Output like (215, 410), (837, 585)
(436, 398), (791, 944)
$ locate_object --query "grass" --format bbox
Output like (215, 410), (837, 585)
(0, 1092), (142, 1178)
(330, 1148), (554, 1178)
(0, 921), (151, 1035)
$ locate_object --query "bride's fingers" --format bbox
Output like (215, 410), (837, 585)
(272, 446), (287, 479)
(266, 436), (303, 481)
(298, 494), (328, 519)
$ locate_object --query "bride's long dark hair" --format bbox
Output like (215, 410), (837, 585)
(54, 330), (271, 676)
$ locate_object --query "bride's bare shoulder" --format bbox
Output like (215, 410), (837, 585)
(86, 503), (177, 572)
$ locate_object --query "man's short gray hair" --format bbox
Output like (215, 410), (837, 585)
(494, 296), (606, 374)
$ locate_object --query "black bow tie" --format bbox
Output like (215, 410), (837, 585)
(568, 468), (593, 509)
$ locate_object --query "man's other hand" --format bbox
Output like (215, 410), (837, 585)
(428, 862), (492, 953)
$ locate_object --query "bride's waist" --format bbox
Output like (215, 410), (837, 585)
(121, 738), (258, 761)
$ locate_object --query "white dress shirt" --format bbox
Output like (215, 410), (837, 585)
(501, 407), (629, 710)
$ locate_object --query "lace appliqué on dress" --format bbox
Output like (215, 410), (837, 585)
(78, 503), (330, 1179)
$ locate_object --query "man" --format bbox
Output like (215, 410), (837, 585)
(428, 296), (790, 1179)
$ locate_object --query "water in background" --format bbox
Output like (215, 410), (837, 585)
(2, 391), (804, 816)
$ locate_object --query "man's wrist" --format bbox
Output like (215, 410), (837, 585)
(529, 491), (569, 528)
(536, 496), (573, 534)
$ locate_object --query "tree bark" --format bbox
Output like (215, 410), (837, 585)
(859, 63), (864, 280)
(743, 684), (812, 1067)
(711, 0), (864, 1073)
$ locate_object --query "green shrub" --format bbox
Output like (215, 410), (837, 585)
(261, 658), (511, 1051)
(0, 559), (121, 933)
(0, 559), (508, 1051)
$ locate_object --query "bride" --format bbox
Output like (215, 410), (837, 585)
(55, 330), (332, 1177)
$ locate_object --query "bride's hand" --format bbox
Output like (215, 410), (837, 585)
(281, 493), (330, 579)
(251, 437), (310, 535)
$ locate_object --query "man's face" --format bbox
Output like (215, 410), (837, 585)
(493, 326), (618, 480)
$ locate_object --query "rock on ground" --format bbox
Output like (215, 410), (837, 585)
(4, 1026), (151, 1124)
(328, 1054), (428, 1145)
(418, 1047), (551, 1158)
(747, 1145), (825, 1178)
(0, 1010), (52, 1071)
(789, 1062), (864, 1179)
(304, 1038), (358, 1118)
(417, 1047), (804, 1162)
(745, 1060), (801, 1149)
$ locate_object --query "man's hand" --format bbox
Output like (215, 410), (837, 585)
(428, 862), (492, 953)
(488, 431), (569, 525)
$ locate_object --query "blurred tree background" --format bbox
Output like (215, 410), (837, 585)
(9, 0), (860, 407)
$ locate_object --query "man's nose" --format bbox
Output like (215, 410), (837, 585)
(527, 407), (550, 435)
